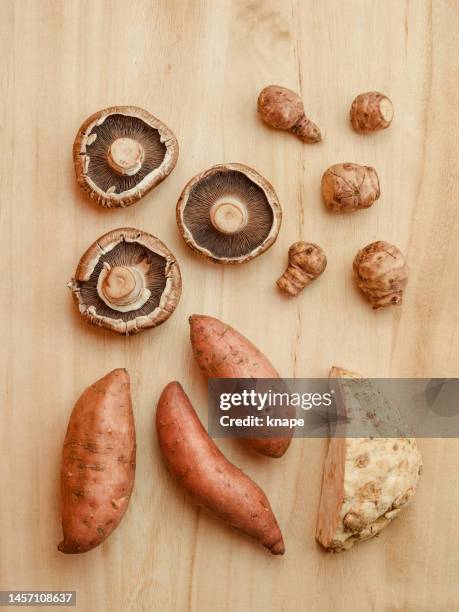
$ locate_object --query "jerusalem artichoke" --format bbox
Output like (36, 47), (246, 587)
(350, 91), (394, 132)
(277, 242), (327, 296)
(353, 241), (408, 309)
(321, 163), (380, 213)
(257, 85), (321, 143)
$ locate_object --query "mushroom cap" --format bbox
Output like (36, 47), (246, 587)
(176, 163), (282, 264)
(68, 228), (182, 335)
(73, 106), (179, 208)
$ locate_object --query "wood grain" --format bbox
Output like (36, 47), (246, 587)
(0, 1), (458, 610)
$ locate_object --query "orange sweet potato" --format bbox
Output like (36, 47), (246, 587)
(58, 369), (136, 554)
(157, 382), (285, 555)
(189, 314), (292, 458)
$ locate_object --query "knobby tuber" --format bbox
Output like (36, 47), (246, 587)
(156, 382), (285, 555)
(353, 241), (408, 309)
(257, 85), (322, 143)
(316, 367), (422, 552)
(321, 163), (380, 213)
(350, 92), (394, 132)
(277, 242), (327, 296)
(189, 314), (292, 458)
(58, 369), (136, 554)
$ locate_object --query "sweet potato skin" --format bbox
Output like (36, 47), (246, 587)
(58, 369), (136, 554)
(156, 382), (285, 555)
(189, 314), (291, 458)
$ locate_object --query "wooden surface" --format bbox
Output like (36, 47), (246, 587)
(1, 1), (458, 611)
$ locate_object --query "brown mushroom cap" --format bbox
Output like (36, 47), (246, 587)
(73, 106), (178, 208)
(68, 228), (182, 335)
(176, 163), (282, 264)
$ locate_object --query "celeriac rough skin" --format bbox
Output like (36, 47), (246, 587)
(156, 382), (285, 555)
(321, 163), (380, 213)
(353, 241), (408, 309)
(189, 314), (292, 458)
(277, 242), (327, 297)
(350, 92), (394, 132)
(257, 85), (322, 143)
(58, 369), (136, 554)
(316, 367), (422, 552)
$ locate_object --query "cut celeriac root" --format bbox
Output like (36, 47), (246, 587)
(316, 367), (422, 552)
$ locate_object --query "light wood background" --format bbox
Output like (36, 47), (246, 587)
(1, 1), (458, 611)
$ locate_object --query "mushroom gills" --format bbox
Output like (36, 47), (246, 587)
(84, 114), (167, 193)
(78, 241), (167, 322)
(182, 170), (274, 259)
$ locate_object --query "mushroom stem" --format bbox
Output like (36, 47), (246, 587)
(209, 199), (248, 234)
(98, 261), (151, 311)
(107, 137), (144, 176)
(102, 265), (142, 305)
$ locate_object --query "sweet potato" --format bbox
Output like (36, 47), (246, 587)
(189, 314), (292, 458)
(58, 369), (136, 554)
(156, 382), (285, 555)
(316, 367), (422, 552)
